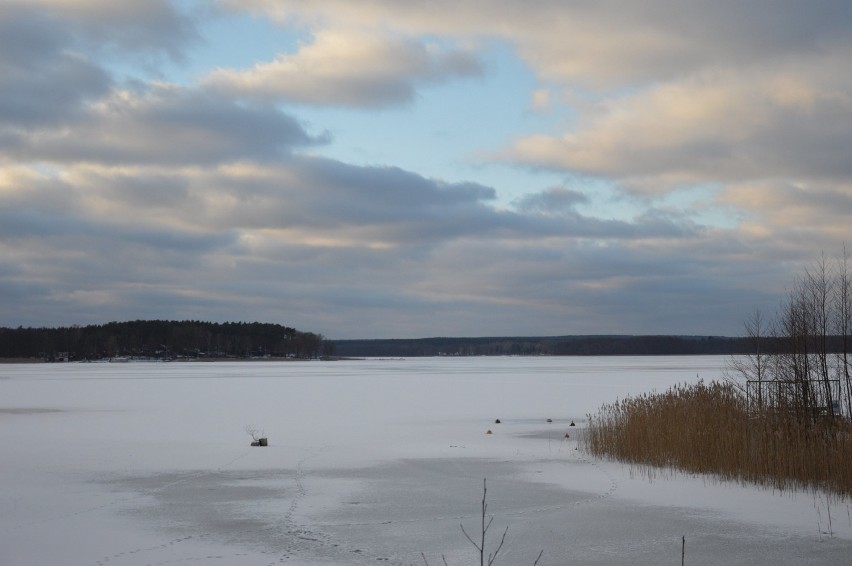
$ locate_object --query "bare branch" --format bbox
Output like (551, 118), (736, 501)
(453, 478), (542, 566)
(460, 523), (480, 552)
(486, 525), (509, 566)
(244, 425), (263, 442)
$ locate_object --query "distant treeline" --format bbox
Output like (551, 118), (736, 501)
(0, 320), (326, 361)
(329, 335), (763, 357)
(12, 322), (852, 361)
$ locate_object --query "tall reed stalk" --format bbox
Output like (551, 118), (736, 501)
(584, 381), (852, 499)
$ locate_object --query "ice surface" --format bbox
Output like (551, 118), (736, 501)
(1, 357), (849, 565)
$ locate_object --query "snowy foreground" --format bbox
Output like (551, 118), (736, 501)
(1, 357), (850, 565)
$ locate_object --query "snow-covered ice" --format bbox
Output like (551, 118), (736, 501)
(1, 357), (850, 565)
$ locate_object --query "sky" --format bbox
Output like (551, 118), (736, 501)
(2, 0), (852, 339)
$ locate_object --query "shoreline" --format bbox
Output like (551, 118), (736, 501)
(0, 356), (363, 364)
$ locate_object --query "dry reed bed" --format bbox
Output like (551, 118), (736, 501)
(584, 381), (852, 499)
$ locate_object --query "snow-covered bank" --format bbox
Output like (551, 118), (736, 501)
(1, 357), (849, 565)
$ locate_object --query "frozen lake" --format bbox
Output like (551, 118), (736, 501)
(1, 356), (850, 565)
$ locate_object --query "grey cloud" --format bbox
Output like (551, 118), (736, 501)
(583, 0), (852, 82)
(0, 210), (88, 240)
(1, 150), (722, 336)
(750, 98), (852, 182)
(357, 236), (782, 338)
(437, 49), (482, 77)
(0, 8), (112, 127)
(0, 204), (787, 338)
(192, 157), (506, 240)
(0, 208), (236, 258)
(121, 226), (239, 257)
(291, 158), (496, 218)
(0, 5), (66, 60)
(31, 0), (200, 61)
(0, 217), (240, 331)
(181, 156), (693, 244)
(764, 183), (852, 216)
(515, 187), (589, 213)
(84, 172), (192, 209)
(2, 235), (781, 338)
(653, 0), (852, 61)
(10, 86), (325, 166)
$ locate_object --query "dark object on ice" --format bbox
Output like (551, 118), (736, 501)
(564, 433), (571, 439)
(486, 429), (493, 435)
(569, 420), (576, 427)
(251, 437), (268, 447)
(546, 418), (553, 423)
(495, 418), (501, 424)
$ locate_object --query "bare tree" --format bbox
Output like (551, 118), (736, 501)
(732, 250), (852, 421)
(805, 254), (835, 415)
(461, 479), (508, 566)
(422, 479), (542, 566)
(727, 308), (770, 406)
(834, 245), (852, 417)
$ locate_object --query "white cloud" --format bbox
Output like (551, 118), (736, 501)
(718, 180), (852, 248)
(218, 0), (852, 233)
(204, 29), (482, 107)
(502, 66), (852, 193)
(220, 0), (852, 87)
(529, 88), (551, 112)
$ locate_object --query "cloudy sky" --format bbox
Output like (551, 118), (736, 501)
(2, 0), (851, 339)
